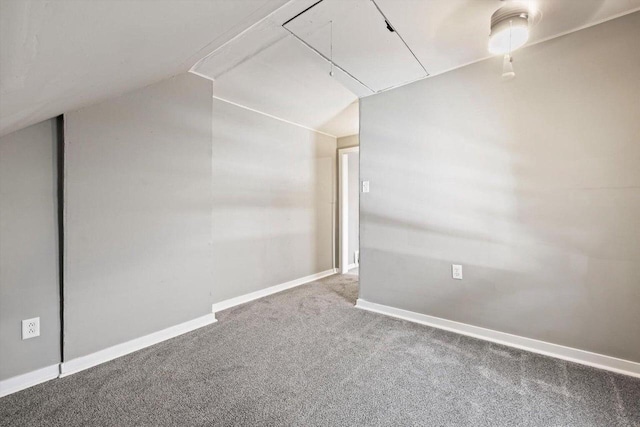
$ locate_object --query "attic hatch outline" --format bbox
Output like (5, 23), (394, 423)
(282, 0), (429, 94)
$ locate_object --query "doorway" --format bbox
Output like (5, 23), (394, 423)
(338, 146), (359, 274)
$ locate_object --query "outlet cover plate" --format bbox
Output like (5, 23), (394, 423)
(22, 317), (40, 340)
(452, 264), (463, 280)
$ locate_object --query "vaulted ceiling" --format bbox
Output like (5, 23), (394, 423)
(193, 0), (640, 137)
(2, 0), (639, 138)
(0, 0), (288, 137)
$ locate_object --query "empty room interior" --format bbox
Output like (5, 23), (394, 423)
(1, 0), (639, 425)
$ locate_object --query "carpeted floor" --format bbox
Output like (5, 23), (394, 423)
(1, 272), (639, 426)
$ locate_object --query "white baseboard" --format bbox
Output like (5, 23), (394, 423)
(348, 263), (357, 270)
(4, 270), (337, 395)
(0, 364), (60, 398)
(60, 313), (217, 377)
(212, 268), (337, 314)
(355, 299), (640, 378)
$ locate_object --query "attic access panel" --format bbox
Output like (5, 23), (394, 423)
(283, 0), (428, 93)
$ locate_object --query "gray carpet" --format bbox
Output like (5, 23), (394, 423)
(1, 273), (639, 426)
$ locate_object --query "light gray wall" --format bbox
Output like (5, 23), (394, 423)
(64, 74), (214, 360)
(211, 99), (336, 302)
(337, 134), (359, 149)
(0, 119), (60, 380)
(359, 13), (640, 362)
(347, 152), (359, 266)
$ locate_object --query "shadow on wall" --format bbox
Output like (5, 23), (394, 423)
(62, 73), (216, 360)
(211, 98), (336, 303)
(359, 13), (640, 363)
(0, 119), (61, 381)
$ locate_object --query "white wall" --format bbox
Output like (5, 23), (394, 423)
(359, 12), (640, 363)
(63, 74), (214, 360)
(0, 119), (60, 380)
(211, 99), (336, 302)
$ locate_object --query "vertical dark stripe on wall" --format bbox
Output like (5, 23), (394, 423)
(56, 115), (65, 363)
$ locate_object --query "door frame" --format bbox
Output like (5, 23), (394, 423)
(338, 146), (359, 274)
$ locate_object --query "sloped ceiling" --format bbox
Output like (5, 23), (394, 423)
(283, 0), (429, 93)
(193, 0), (639, 138)
(3, 0), (639, 138)
(0, 0), (288, 137)
(375, 0), (640, 78)
(193, 0), (362, 138)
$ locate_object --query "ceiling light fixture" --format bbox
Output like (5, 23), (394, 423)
(488, 8), (529, 55)
(489, 2), (531, 80)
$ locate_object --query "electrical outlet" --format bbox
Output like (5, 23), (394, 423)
(22, 317), (40, 340)
(452, 264), (463, 280)
(362, 181), (370, 193)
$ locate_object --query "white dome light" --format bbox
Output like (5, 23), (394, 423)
(488, 7), (529, 55)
